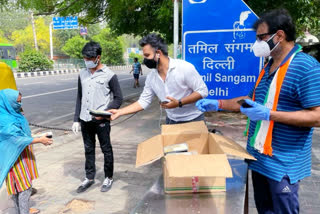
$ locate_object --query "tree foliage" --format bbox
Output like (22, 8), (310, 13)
(1, 0), (319, 42)
(244, 0), (320, 36)
(11, 17), (50, 54)
(54, 29), (79, 55)
(92, 28), (124, 65)
(0, 10), (29, 40)
(104, 0), (175, 42)
(0, 0), (175, 41)
(54, 23), (101, 55)
(0, 30), (9, 43)
(129, 52), (143, 64)
(62, 35), (87, 58)
(62, 28), (124, 65)
(18, 49), (53, 72)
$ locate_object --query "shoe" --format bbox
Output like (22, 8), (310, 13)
(76, 178), (94, 193)
(101, 177), (113, 192)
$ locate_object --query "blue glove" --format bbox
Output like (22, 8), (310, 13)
(196, 99), (219, 112)
(240, 99), (270, 121)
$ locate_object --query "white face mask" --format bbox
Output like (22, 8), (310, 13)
(84, 58), (99, 69)
(252, 33), (279, 57)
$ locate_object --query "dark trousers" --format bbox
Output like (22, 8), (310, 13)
(251, 171), (299, 214)
(165, 114), (204, 125)
(80, 119), (113, 179)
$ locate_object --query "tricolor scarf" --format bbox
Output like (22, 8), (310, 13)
(245, 45), (302, 156)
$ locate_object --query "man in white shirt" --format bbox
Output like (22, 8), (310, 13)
(109, 33), (208, 124)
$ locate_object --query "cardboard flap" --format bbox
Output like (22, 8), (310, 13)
(136, 135), (164, 167)
(162, 121), (208, 135)
(210, 134), (256, 160)
(208, 134), (225, 155)
(162, 121), (209, 147)
(165, 154), (233, 178)
(185, 136), (209, 155)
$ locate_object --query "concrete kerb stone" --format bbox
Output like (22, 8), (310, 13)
(14, 69), (80, 79)
(13, 65), (132, 79)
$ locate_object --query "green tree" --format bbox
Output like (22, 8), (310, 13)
(62, 29), (124, 65)
(1, 0), (319, 41)
(54, 29), (79, 55)
(104, 0), (175, 42)
(18, 49), (53, 72)
(11, 17), (51, 54)
(0, 0), (176, 42)
(62, 35), (87, 58)
(129, 52), (143, 64)
(54, 24), (101, 55)
(118, 34), (141, 53)
(92, 28), (124, 65)
(0, 10), (29, 40)
(244, 0), (320, 36)
(0, 30), (9, 43)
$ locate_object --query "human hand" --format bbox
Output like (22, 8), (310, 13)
(72, 122), (80, 135)
(160, 96), (179, 109)
(40, 134), (53, 146)
(196, 99), (219, 112)
(108, 109), (121, 121)
(240, 99), (270, 121)
(94, 116), (105, 120)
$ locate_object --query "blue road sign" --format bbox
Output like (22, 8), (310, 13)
(183, 0), (263, 99)
(53, 16), (78, 30)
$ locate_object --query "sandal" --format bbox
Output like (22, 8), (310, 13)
(29, 207), (40, 214)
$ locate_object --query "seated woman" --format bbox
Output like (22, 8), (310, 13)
(0, 89), (53, 214)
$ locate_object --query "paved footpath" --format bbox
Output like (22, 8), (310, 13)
(1, 104), (320, 214)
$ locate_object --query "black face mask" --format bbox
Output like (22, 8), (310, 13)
(266, 33), (278, 51)
(143, 53), (158, 69)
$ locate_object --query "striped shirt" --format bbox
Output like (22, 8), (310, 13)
(6, 145), (38, 195)
(247, 44), (320, 184)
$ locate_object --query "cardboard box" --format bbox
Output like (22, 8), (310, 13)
(136, 121), (255, 194)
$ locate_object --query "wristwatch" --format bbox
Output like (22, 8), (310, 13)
(178, 99), (183, 108)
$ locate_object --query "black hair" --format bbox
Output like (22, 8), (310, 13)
(139, 33), (168, 56)
(134, 57), (138, 62)
(81, 41), (102, 58)
(253, 9), (296, 42)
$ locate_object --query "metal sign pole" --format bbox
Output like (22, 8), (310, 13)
(173, 0), (179, 59)
(49, 22), (53, 60)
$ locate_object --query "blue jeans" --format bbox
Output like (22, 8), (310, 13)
(252, 171), (299, 214)
(165, 114), (204, 125)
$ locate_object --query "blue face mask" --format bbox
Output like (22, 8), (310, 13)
(12, 102), (22, 113)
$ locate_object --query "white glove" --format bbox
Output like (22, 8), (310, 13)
(72, 122), (80, 134)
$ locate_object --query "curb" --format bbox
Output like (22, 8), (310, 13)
(14, 65), (132, 79)
(14, 69), (80, 78)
